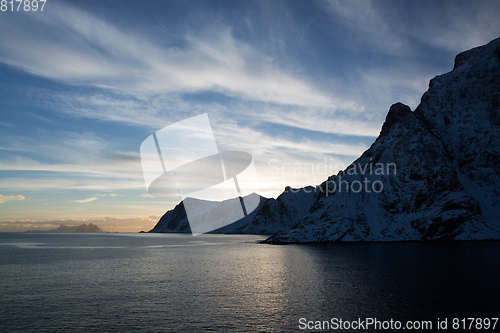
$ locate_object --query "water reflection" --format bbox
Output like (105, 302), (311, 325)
(1, 234), (498, 332)
(287, 242), (500, 323)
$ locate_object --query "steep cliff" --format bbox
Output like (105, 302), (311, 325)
(266, 37), (500, 243)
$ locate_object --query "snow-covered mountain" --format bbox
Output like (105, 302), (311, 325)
(266, 37), (500, 243)
(150, 37), (500, 242)
(150, 194), (268, 234)
(149, 189), (318, 235)
(222, 186), (318, 235)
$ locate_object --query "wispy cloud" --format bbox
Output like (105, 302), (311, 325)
(0, 194), (25, 204)
(0, 2), (332, 108)
(0, 177), (144, 191)
(213, 119), (369, 158)
(0, 131), (143, 179)
(72, 197), (98, 203)
(0, 110), (369, 194)
(324, 0), (406, 55)
(323, 0), (500, 56)
(406, 1), (500, 53)
(0, 0), (435, 142)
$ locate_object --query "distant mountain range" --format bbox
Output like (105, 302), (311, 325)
(150, 37), (500, 243)
(26, 223), (105, 233)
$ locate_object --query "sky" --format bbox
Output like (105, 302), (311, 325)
(1, 0), (499, 232)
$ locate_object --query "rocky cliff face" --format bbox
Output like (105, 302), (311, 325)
(149, 189), (318, 235)
(150, 194), (270, 234)
(266, 37), (500, 243)
(149, 200), (192, 233)
(150, 38), (500, 242)
(225, 186), (318, 235)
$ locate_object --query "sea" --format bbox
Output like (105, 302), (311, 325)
(0, 233), (499, 332)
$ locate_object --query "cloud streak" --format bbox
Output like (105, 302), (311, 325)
(325, 0), (405, 55)
(0, 194), (25, 204)
(323, 0), (500, 56)
(0, 2), (333, 108)
(72, 197), (98, 203)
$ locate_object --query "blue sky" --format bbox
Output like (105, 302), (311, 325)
(1, 0), (499, 232)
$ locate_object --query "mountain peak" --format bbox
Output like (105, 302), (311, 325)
(453, 37), (500, 70)
(380, 102), (412, 136)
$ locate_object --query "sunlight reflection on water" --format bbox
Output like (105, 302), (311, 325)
(1, 233), (498, 332)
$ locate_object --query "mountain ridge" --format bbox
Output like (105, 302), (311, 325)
(25, 223), (105, 233)
(150, 37), (500, 243)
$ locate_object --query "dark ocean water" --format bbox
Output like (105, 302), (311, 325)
(0, 233), (499, 332)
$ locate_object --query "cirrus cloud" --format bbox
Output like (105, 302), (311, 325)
(0, 194), (25, 203)
(72, 197), (98, 203)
